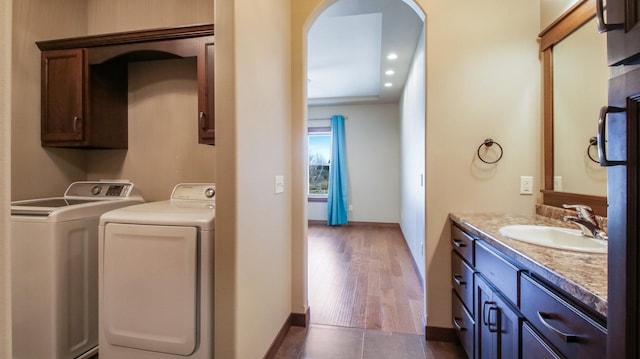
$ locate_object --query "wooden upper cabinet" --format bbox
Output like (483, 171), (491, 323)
(40, 48), (128, 148)
(41, 49), (86, 144)
(606, 0), (640, 65)
(198, 41), (215, 145)
(36, 24), (214, 148)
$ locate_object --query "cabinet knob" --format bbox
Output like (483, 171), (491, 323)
(73, 116), (80, 133)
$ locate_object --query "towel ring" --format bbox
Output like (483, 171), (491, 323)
(477, 138), (503, 164)
(587, 136), (599, 163)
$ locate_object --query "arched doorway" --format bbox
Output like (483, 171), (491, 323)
(304, 0), (427, 335)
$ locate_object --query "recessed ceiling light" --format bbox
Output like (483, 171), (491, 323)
(387, 53), (398, 60)
(384, 82), (393, 87)
(385, 70), (395, 76)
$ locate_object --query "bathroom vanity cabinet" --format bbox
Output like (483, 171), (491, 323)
(450, 221), (607, 359)
(36, 24), (215, 148)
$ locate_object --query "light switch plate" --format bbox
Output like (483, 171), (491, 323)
(520, 176), (533, 195)
(275, 175), (284, 194)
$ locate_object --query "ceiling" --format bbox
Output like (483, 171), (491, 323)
(307, 0), (424, 106)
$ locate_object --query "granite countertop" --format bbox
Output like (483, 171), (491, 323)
(449, 212), (607, 319)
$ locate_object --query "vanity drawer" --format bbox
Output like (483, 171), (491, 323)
(452, 290), (474, 359)
(522, 322), (563, 359)
(451, 224), (474, 265)
(520, 274), (606, 359)
(475, 240), (519, 305)
(451, 251), (474, 314)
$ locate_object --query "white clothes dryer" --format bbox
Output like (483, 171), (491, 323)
(11, 180), (144, 359)
(98, 183), (215, 359)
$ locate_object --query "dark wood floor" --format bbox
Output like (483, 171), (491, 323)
(308, 224), (424, 334)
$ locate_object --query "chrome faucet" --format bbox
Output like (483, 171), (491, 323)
(562, 204), (608, 241)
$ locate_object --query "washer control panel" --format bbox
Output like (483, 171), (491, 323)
(171, 183), (216, 201)
(64, 181), (135, 198)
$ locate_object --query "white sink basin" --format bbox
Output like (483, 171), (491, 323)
(498, 225), (607, 254)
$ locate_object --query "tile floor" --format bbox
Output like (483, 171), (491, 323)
(273, 324), (467, 359)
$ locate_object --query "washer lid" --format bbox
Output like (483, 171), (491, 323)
(10, 198), (100, 216)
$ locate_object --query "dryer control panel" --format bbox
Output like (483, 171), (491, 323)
(171, 183), (216, 201)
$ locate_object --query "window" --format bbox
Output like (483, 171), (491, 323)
(308, 127), (331, 201)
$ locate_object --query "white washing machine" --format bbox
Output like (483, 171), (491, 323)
(11, 180), (144, 359)
(98, 183), (215, 359)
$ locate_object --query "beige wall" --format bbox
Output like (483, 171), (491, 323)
(85, 0), (215, 201)
(307, 104), (401, 223)
(215, 0), (293, 357)
(1, 0), (12, 356)
(86, 58), (215, 201)
(87, 0), (213, 34)
(540, 0), (580, 30)
(291, 0), (540, 331)
(423, 0), (540, 328)
(400, 24), (426, 280)
(11, 0), (88, 200)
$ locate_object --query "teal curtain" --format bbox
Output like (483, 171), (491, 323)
(327, 115), (348, 225)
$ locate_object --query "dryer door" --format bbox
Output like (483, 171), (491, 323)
(103, 223), (198, 355)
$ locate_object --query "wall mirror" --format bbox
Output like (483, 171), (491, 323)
(540, 0), (608, 216)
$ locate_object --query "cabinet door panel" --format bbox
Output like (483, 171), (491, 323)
(606, 66), (640, 358)
(606, 0), (640, 65)
(493, 291), (521, 359)
(198, 41), (215, 145)
(41, 49), (85, 142)
(475, 274), (502, 359)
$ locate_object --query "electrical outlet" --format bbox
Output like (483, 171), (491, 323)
(520, 176), (533, 195)
(349, 204), (353, 211)
(553, 176), (563, 191)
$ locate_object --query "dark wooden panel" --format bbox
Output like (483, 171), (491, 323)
(452, 291), (474, 359)
(451, 224), (475, 266)
(451, 251), (474, 315)
(36, 23), (214, 51)
(521, 274), (606, 358)
(606, 0), (640, 65)
(475, 240), (520, 305)
(522, 322), (564, 359)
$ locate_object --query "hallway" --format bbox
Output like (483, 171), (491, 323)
(307, 224), (424, 334)
(271, 224), (465, 358)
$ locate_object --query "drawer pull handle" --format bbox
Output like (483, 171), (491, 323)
(537, 311), (580, 343)
(452, 317), (466, 331)
(199, 112), (206, 130)
(483, 301), (499, 333)
(453, 274), (466, 286)
(598, 106), (626, 166)
(452, 239), (466, 248)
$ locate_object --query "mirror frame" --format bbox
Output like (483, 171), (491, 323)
(539, 0), (607, 216)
